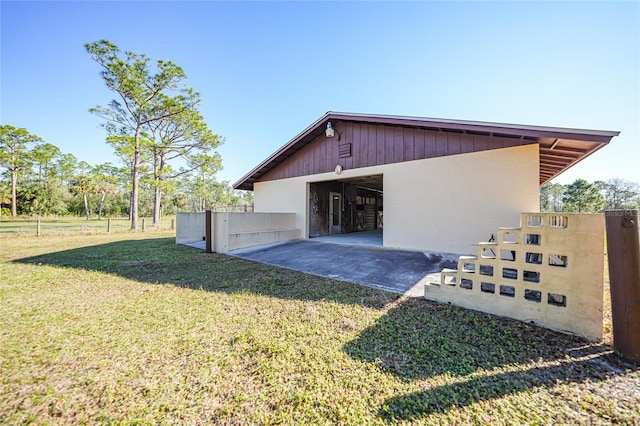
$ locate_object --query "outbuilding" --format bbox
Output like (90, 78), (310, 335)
(233, 112), (618, 254)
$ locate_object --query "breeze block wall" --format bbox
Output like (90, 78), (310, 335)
(424, 213), (605, 340)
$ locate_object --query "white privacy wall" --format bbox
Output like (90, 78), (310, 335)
(254, 144), (540, 254)
(176, 212), (206, 244)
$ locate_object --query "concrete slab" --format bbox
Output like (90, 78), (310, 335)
(311, 229), (383, 247)
(228, 239), (460, 297)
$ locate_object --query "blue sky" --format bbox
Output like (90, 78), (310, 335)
(1, 1), (638, 186)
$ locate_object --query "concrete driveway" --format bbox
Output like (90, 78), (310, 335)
(229, 238), (460, 297)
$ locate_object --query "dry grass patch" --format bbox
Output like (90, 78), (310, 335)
(0, 233), (638, 424)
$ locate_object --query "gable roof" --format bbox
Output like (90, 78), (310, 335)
(233, 112), (619, 191)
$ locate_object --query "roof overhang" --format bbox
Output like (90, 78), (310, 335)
(233, 112), (620, 190)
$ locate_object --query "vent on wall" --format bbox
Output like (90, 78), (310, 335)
(339, 143), (352, 158)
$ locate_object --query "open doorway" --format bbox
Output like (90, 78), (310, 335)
(329, 192), (342, 234)
(309, 174), (383, 238)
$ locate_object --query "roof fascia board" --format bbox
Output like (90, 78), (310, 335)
(327, 112), (620, 142)
(233, 112), (331, 189)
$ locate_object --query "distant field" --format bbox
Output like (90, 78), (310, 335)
(0, 216), (175, 236)
(0, 232), (637, 424)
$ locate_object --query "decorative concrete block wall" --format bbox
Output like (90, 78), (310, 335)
(424, 213), (605, 340)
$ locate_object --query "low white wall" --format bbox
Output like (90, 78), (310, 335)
(213, 212), (301, 253)
(176, 212), (301, 253)
(228, 212), (298, 234)
(426, 213), (605, 340)
(176, 212), (206, 244)
(254, 144), (540, 254)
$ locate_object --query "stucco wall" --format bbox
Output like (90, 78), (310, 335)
(222, 212), (301, 253)
(176, 212), (206, 244)
(427, 213), (605, 340)
(254, 144), (540, 254)
(254, 178), (308, 231)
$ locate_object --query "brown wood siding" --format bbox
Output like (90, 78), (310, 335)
(258, 122), (535, 183)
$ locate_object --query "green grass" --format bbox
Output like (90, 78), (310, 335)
(0, 233), (638, 424)
(0, 216), (175, 236)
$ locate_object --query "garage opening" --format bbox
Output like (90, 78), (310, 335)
(308, 175), (383, 239)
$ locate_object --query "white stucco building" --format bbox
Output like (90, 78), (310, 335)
(233, 112), (618, 254)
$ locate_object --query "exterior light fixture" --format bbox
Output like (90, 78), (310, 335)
(325, 122), (340, 140)
(325, 122), (335, 137)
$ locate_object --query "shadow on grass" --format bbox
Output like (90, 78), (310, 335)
(13, 237), (397, 309)
(343, 297), (637, 421)
(378, 353), (632, 421)
(14, 237), (637, 421)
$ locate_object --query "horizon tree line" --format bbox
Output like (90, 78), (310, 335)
(0, 125), (251, 219)
(540, 178), (640, 213)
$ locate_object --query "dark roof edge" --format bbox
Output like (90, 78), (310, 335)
(325, 111), (621, 139)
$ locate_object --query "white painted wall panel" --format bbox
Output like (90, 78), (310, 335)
(254, 144), (540, 254)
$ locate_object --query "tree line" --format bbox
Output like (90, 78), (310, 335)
(541, 178), (640, 213)
(0, 125), (251, 220)
(1, 40), (251, 225)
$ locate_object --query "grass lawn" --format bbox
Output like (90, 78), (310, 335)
(0, 216), (175, 237)
(0, 233), (638, 424)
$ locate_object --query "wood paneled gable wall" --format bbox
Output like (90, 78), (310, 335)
(258, 122), (536, 183)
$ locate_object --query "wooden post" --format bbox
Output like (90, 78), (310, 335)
(605, 209), (640, 364)
(36, 217), (41, 236)
(171, 218), (175, 230)
(205, 210), (213, 253)
(142, 218), (146, 231)
(107, 218), (111, 233)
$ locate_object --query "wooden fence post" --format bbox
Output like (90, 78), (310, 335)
(37, 217), (41, 236)
(605, 209), (640, 364)
(171, 218), (175, 230)
(107, 218), (111, 233)
(142, 218), (146, 232)
(205, 210), (213, 253)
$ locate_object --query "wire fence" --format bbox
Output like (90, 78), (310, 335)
(0, 216), (176, 237)
(1, 205), (254, 237)
(208, 204), (254, 213)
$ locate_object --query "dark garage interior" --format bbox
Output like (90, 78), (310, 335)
(308, 174), (383, 238)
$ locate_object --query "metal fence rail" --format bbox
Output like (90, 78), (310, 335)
(0, 216), (176, 237)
